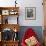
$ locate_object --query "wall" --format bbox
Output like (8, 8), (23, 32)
(0, 0), (44, 45)
(0, 0), (44, 26)
(18, 0), (44, 26)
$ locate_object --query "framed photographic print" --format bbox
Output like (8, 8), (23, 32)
(2, 10), (9, 15)
(25, 7), (36, 20)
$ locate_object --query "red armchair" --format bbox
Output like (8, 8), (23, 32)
(21, 28), (41, 46)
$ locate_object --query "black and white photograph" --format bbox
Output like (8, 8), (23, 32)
(25, 7), (36, 20)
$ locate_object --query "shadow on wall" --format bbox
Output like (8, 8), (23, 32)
(18, 26), (43, 44)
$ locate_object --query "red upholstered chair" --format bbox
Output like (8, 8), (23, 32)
(21, 28), (41, 46)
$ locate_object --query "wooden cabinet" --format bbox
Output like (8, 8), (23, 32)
(0, 41), (2, 46)
(43, 0), (46, 27)
(0, 41), (19, 46)
(44, 29), (46, 46)
(0, 7), (19, 24)
(0, 7), (19, 46)
(2, 41), (19, 46)
(43, 0), (46, 46)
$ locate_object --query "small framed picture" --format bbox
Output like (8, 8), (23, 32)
(25, 7), (36, 20)
(2, 10), (9, 15)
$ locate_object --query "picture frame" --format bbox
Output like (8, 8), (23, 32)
(25, 7), (36, 20)
(2, 10), (9, 15)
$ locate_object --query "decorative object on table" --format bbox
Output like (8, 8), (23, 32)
(1, 28), (13, 41)
(21, 28), (41, 46)
(13, 32), (18, 41)
(15, 0), (17, 7)
(9, 10), (18, 15)
(13, 28), (18, 41)
(5, 18), (8, 24)
(25, 7), (36, 20)
(2, 16), (8, 24)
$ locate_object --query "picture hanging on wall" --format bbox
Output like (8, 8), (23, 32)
(25, 7), (36, 20)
